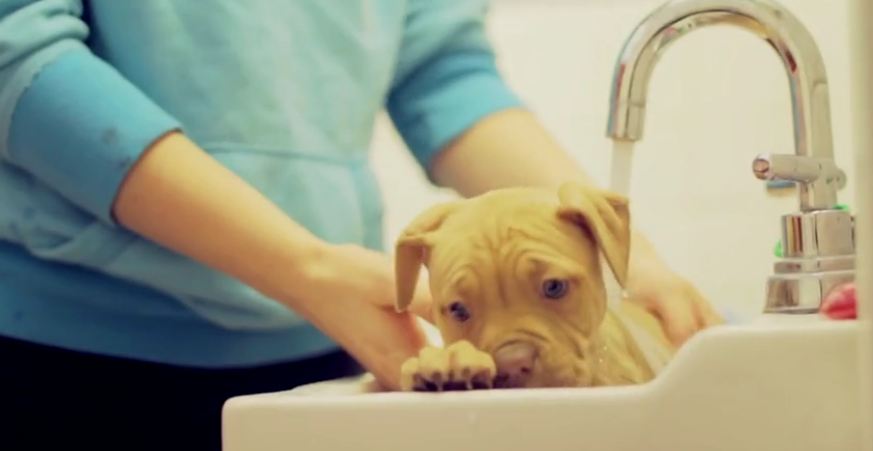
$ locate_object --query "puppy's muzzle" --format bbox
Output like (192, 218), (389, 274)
(493, 341), (538, 389)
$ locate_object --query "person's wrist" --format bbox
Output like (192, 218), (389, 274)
(289, 243), (394, 305)
(251, 236), (335, 305)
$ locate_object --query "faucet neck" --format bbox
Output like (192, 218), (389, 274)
(606, 0), (838, 210)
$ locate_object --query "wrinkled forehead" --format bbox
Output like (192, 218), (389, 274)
(426, 219), (598, 297)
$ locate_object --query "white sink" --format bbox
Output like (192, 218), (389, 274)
(222, 315), (863, 451)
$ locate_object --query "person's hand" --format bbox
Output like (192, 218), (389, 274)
(315, 244), (435, 322)
(108, 132), (430, 390)
(624, 231), (724, 346)
(273, 243), (434, 390)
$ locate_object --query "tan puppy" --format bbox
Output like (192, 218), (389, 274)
(394, 181), (675, 391)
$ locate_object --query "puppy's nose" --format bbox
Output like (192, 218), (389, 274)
(493, 341), (538, 388)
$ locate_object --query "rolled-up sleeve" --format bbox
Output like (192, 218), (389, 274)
(1, 0), (181, 225)
(386, 0), (523, 173)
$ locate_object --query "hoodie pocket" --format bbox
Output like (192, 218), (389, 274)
(0, 163), (133, 268)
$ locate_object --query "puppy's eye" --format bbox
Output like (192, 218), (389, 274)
(448, 301), (471, 322)
(542, 279), (568, 300)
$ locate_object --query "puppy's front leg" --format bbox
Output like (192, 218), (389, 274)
(400, 340), (496, 391)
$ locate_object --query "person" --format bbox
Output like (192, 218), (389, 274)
(1, 1), (722, 449)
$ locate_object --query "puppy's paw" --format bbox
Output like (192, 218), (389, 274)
(400, 340), (496, 392)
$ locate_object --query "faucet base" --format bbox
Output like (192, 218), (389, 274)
(764, 208), (855, 313)
(763, 268), (855, 313)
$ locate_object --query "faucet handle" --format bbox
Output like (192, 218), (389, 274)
(752, 153), (846, 210)
(752, 153), (855, 313)
(752, 153), (846, 187)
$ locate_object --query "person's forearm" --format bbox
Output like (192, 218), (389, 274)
(430, 108), (597, 196)
(113, 132), (326, 298)
(430, 108), (661, 264)
(113, 131), (424, 389)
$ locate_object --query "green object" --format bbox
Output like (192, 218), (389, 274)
(773, 204), (850, 257)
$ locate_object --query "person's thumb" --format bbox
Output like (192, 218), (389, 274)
(408, 280), (434, 323)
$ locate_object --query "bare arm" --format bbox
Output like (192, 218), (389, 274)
(113, 131), (426, 389)
(431, 108), (596, 195)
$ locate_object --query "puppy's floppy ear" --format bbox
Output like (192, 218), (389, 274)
(556, 181), (631, 288)
(394, 201), (461, 312)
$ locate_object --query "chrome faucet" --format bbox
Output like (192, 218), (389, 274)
(606, 0), (854, 313)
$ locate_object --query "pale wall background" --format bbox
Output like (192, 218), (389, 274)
(369, 0), (855, 320)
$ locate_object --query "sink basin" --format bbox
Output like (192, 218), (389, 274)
(222, 316), (862, 451)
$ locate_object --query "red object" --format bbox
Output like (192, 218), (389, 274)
(820, 283), (857, 320)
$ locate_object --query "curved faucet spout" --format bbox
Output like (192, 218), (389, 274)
(606, 0), (839, 210)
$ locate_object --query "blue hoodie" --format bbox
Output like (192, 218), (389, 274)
(0, 0), (522, 367)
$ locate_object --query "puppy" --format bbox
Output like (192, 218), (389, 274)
(394, 181), (675, 391)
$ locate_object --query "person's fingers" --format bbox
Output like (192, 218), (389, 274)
(698, 302), (724, 327)
(409, 297), (434, 323)
(650, 295), (699, 346)
(367, 312), (429, 390)
(688, 286), (724, 327)
(407, 277), (435, 323)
